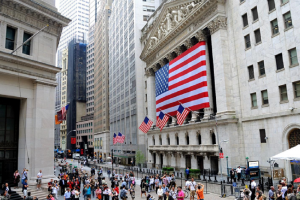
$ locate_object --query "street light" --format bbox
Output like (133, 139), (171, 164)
(65, 130), (76, 151)
(219, 139), (228, 182)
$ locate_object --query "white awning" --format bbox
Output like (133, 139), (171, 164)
(270, 145), (300, 161)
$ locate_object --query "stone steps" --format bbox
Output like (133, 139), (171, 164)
(13, 187), (49, 200)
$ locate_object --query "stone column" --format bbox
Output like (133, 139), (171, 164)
(179, 153), (186, 171)
(203, 155), (210, 169)
(146, 68), (156, 125)
(207, 16), (235, 118)
(29, 81), (56, 182)
(191, 154), (198, 169)
(170, 153), (176, 168)
(189, 112), (198, 123)
(155, 153), (161, 169)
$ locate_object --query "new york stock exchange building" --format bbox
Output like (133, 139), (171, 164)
(139, 0), (300, 181)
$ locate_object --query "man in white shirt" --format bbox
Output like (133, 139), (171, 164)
(236, 166), (242, 181)
(185, 179), (190, 190)
(37, 170), (42, 190)
(250, 179), (256, 200)
(189, 177), (197, 200)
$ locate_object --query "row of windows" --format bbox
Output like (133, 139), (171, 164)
(76, 122), (93, 128)
(250, 81), (300, 108)
(243, 11), (293, 49)
(76, 128), (93, 134)
(5, 26), (32, 55)
(247, 48), (298, 82)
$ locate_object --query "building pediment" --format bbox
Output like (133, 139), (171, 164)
(140, 0), (226, 64)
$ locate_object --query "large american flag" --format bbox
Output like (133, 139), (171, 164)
(139, 117), (153, 133)
(177, 104), (190, 125)
(155, 41), (209, 117)
(117, 132), (125, 144)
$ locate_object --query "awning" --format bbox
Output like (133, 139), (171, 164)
(75, 149), (80, 152)
(271, 145), (300, 161)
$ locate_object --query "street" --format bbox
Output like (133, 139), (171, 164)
(54, 159), (235, 200)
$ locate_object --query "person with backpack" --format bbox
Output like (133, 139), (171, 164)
(120, 186), (128, 200)
(107, 170), (111, 179)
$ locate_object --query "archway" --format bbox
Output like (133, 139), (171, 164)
(288, 129), (300, 180)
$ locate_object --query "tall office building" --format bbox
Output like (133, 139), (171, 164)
(108, 0), (157, 164)
(57, 0), (90, 67)
(54, 72), (61, 149)
(86, 0), (99, 115)
(93, 0), (112, 160)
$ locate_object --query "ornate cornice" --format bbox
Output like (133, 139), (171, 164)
(140, 0), (224, 64)
(207, 15), (227, 34)
(0, 0), (71, 45)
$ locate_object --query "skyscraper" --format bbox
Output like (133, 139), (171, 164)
(108, 0), (157, 164)
(93, 0), (112, 160)
(57, 0), (90, 67)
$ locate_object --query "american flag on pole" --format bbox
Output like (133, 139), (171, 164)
(155, 41), (209, 117)
(177, 104), (190, 125)
(113, 133), (117, 145)
(117, 132), (125, 144)
(156, 111), (169, 131)
(139, 117), (153, 133)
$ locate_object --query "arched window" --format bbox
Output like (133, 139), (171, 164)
(198, 133), (202, 145)
(288, 129), (300, 148)
(186, 133), (189, 145)
(212, 132), (216, 144)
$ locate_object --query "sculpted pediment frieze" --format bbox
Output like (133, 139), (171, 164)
(140, 0), (226, 64)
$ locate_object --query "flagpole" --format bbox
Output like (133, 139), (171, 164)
(178, 101), (202, 116)
(159, 109), (176, 120)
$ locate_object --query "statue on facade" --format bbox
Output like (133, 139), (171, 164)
(164, 11), (173, 32)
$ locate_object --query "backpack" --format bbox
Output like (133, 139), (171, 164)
(120, 190), (126, 198)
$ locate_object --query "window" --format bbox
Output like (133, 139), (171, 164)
(248, 65), (254, 80)
(244, 34), (251, 49)
(159, 136), (162, 145)
(279, 85), (288, 101)
(259, 129), (267, 143)
(240, 0), (245, 3)
(251, 93), (257, 107)
(143, 15), (149, 21)
(198, 134), (201, 145)
(261, 90), (269, 105)
(289, 48), (298, 66)
(282, 0), (289, 4)
(211, 133), (216, 145)
(186, 135), (189, 145)
(242, 13), (248, 27)
(176, 135), (179, 145)
(268, 0), (275, 11)
(167, 136), (170, 145)
(293, 81), (300, 99)
(283, 12), (293, 29)
(22, 32), (32, 55)
(5, 27), (16, 50)
(258, 61), (265, 76)
(251, 7), (258, 21)
(271, 19), (279, 35)
(275, 53), (284, 70)
(254, 29), (261, 44)
(152, 137), (155, 145)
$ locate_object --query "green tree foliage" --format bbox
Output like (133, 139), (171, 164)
(135, 150), (145, 165)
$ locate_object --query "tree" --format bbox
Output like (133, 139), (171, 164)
(135, 150), (145, 166)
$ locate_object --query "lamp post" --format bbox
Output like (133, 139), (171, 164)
(65, 130), (76, 152)
(226, 156), (229, 171)
(219, 140), (228, 182)
(246, 157), (249, 167)
(111, 149), (114, 175)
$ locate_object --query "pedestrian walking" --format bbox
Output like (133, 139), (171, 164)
(164, 190), (174, 200)
(276, 185), (283, 200)
(74, 188), (80, 200)
(63, 188), (71, 200)
(177, 186), (185, 200)
(188, 177), (196, 200)
(22, 169), (28, 185)
(107, 170), (111, 179)
(157, 185), (163, 200)
(141, 179), (147, 198)
(236, 166), (242, 181)
(95, 186), (102, 200)
(186, 168), (190, 180)
(129, 184), (135, 200)
(36, 170), (42, 190)
(155, 176), (160, 194)
(269, 186), (275, 200)
(22, 179), (28, 200)
(13, 170), (20, 188)
(52, 184), (59, 200)
(250, 179), (257, 200)
(230, 168), (235, 182)
(59, 177), (67, 196)
(120, 186), (128, 200)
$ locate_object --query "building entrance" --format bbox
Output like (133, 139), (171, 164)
(288, 129), (300, 180)
(0, 97), (19, 185)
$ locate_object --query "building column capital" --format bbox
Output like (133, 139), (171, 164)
(207, 16), (227, 35)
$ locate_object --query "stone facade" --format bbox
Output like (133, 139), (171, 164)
(140, 0), (300, 180)
(0, 0), (70, 184)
